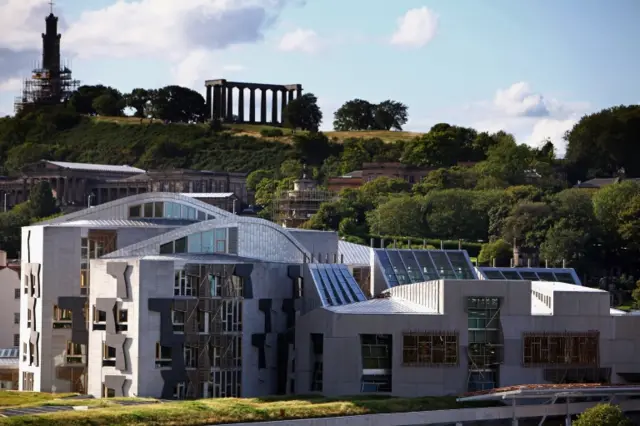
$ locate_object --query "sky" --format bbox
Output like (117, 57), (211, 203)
(1, 0), (639, 156)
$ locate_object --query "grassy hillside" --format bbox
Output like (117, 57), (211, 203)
(93, 116), (423, 143)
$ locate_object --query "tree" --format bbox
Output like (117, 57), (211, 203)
(70, 85), (123, 115)
(92, 93), (125, 116)
(28, 181), (59, 219)
(373, 100), (408, 131)
(283, 93), (322, 132)
(152, 86), (206, 123)
(246, 169), (274, 191)
(565, 105), (640, 181)
(366, 195), (426, 237)
(333, 99), (376, 131)
(124, 88), (152, 118)
(573, 403), (631, 426)
(478, 239), (512, 266)
(502, 202), (552, 248)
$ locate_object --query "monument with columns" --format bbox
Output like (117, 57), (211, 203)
(205, 79), (303, 126)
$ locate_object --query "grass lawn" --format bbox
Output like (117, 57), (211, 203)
(0, 394), (499, 426)
(90, 116), (423, 143)
(0, 391), (76, 408)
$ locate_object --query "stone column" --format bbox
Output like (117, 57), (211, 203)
(271, 90), (278, 124)
(237, 86), (245, 122)
(213, 85), (222, 120)
(280, 89), (287, 123)
(227, 86), (234, 122)
(249, 88), (256, 123)
(220, 86), (227, 120)
(55, 178), (61, 201)
(205, 86), (212, 120)
(288, 90), (294, 102)
(296, 85), (302, 99)
(259, 88), (267, 124)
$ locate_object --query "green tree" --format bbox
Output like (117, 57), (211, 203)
(540, 220), (591, 267)
(618, 194), (640, 250)
(422, 189), (490, 240)
(366, 195), (425, 237)
(0, 203), (31, 258)
(502, 202), (552, 248)
(152, 86), (206, 123)
(246, 169), (274, 191)
(3, 143), (52, 174)
(373, 100), (408, 131)
(92, 93), (125, 116)
(565, 105), (640, 181)
(124, 88), (152, 118)
(283, 93), (322, 132)
(333, 99), (376, 131)
(573, 403), (631, 426)
(28, 181), (59, 219)
(413, 167), (478, 194)
(478, 239), (512, 266)
(70, 85), (123, 115)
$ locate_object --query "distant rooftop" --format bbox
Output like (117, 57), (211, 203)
(180, 193), (236, 199)
(46, 161), (145, 174)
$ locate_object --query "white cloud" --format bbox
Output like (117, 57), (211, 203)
(0, 77), (22, 92)
(408, 82), (590, 157)
(277, 28), (321, 53)
(390, 7), (438, 48)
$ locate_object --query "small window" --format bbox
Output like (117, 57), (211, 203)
(13, 334), (19, 347)
(118, 309), (128, 323)
(102, 343), (116, 366)
(129, 205), (141, 218)
(155, 342), (172, 368)
(160, 242), (173, 254)
(174, 237), (187, 254)
(197, 211), (206, 221)
(143, 203), (154, 218)
(103, 386), (115, 398)
(13, 313), (19, 324)
(14, 289), (20, 299)
(154, 202), (164, 218)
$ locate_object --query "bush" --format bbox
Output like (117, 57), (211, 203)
(260, 128), (284, 138)
(478, 239), (512, 266)
(574, 403), (631, 426)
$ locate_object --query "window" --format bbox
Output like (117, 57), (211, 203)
(66, 341), (84, 364)
(174, 237), (187, 254)
(214, 229), (227, 253)
(13, 313), (19, 324)
(27, 310), (31, 328)
(202, 231), (214, 253)
(14, 289), (20, 299)
(173, 382), (186, 400)
(153, 202), (164, 218)
(93, 306), (107, 331)
(174, 270), (194, 296)
(22, 372), (34, 391)
(103, 386), (115, 398)
(53, 305), (72, 329)
(160, 241), (173, 254)
(197, 310), (209, 334)
(361, 334), (392, 370)
(155, 342), (172, 368)
(402, 333), (458, 366)
(184, 345), (196, 369)
(523, 332), (599, 367)
(128, 205), (141, 218)
(102, 343), (116, 367)
(13, 334), (19, 347)
(117, 309), (128, 332)
(143, 203), (154, 218)
(172, 309), (185, 332)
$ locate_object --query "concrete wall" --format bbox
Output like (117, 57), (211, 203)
(0, 268), (20, 348)
(296, 279), (640, 397)
(287, 230), (338, 260)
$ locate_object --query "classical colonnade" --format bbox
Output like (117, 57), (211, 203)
(205, 79), (303, 126)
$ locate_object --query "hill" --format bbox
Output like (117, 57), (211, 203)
(94, 116), (423, 143)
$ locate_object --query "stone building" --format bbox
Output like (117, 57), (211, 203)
(0, 160), (250, 213)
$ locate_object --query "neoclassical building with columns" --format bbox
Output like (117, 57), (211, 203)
(0, 160), (250, 213)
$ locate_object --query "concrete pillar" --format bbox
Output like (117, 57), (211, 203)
(213, 85), (221, 120)
(227, 86), (234, 122)
(238, 86), (245, 122)
(220, 86), (227, 120)
(280, 89), (287, 123)
(205, 86), (212, 120)
(260, 88), (267, 124)
(55, 178), (61, 201)
(249, 88), (256, 123)
(271, 89), (278, 124)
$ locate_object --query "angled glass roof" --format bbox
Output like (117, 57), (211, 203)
(309, 264), (367, 307)
(477, 267), (582, 285)
(374, 249), (477, 288)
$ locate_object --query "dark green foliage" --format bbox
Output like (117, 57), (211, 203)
(28, 181), (59, 219)
(283, 93), (322, 132)
(260, 128), (284, 138)
(333, 99), (409, 131)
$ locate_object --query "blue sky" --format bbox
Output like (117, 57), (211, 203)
(1, 0), (639, 155)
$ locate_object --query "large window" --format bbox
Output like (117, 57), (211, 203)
(402, 333), (458, 366)
(523, 332), (599, 367)
(128, 201), (212, 221)
(174, 270), (196, 296)
(162, 228), (230, 255)
(66, 341), (84, 364)
(360, 334), (392, 393)
(155, 343), (172, 368)
(53, 305), (72, 329)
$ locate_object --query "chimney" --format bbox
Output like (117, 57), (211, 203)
(0, 251), (6, 267)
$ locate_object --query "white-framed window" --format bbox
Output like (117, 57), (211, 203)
(172, 309), (185, 333)
(174, 270), (194, 296)
(184, 346), (196, 369)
